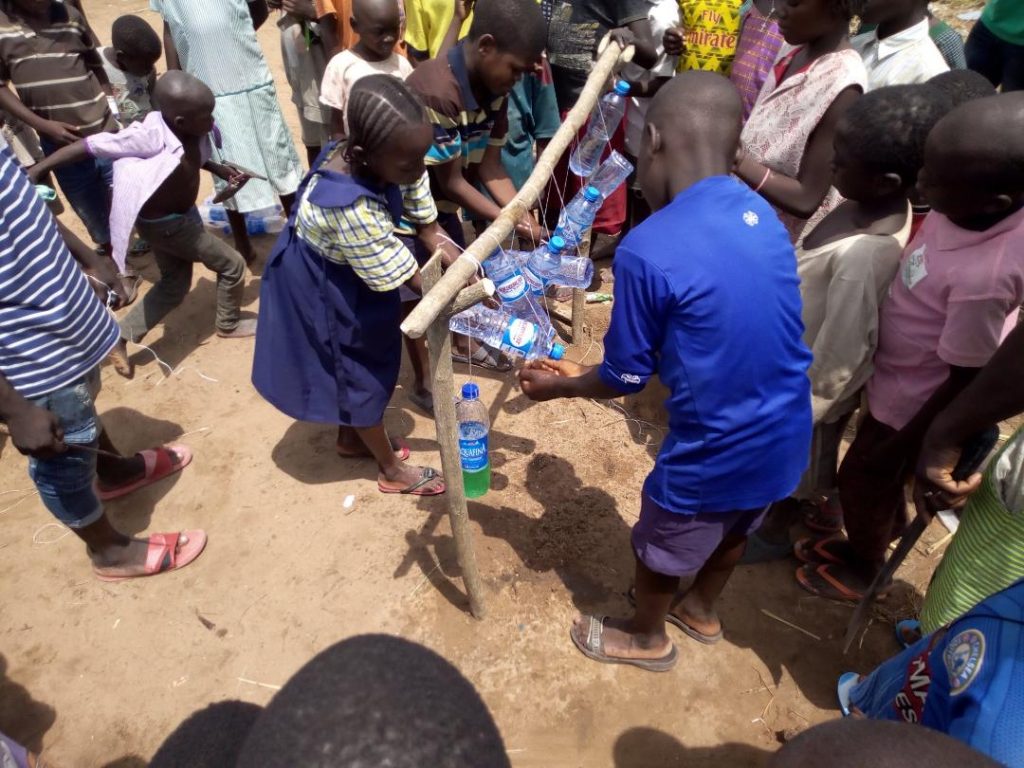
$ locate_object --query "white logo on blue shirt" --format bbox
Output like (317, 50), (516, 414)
(620, 373), (642, 384)
(743, 211), (759, 227)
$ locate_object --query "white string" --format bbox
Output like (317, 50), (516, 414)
(33, 522), (72, 545)
(0, 491), (37, 516)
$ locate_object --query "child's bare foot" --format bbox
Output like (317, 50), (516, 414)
(217, 318), (257, 338)
(109, 339), (133, 379)
(336, 435), (409, 460)
(377, 464), (445, 496)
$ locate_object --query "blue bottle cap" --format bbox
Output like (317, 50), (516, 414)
(584, 185), (601, 201)
(614, 80), (631, 96)
(461, 382), (480, 400)
(550, 343), (566, 361)
(548, 235), (566, 253)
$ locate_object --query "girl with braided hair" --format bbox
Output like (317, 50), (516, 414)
(735, 0), (868, 245)
(253, 75), (460, 497)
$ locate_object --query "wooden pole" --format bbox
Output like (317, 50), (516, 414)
(402, 41), (632, 339)
(422, 256), (487, 618)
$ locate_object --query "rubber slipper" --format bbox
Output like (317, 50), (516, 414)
(626, 586), (723, 644)
(129, 237), (150, 255)
(837, 671), (860, 716)
(378, 466), (445, 496)
(94, 529), (207, 582)
(97, 444), (192, 501)
(570, 615), (678, 673)
(895, 619), (922, 649)
(740, 530), (794, 564)
(452, 343), (513, 373)
(804, 499), (844, 534)
(336, 436), (410, 462)
(793, 535), (855, 566)
(408, 389), (435, 416)
(795, 563), (886, 603)
(119, 269), (142, 305)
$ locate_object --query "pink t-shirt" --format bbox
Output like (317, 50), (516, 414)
(319, 50), (413, 134)
(867, 207), (1024, 430)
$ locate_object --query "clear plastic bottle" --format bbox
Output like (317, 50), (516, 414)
(457, 382), (490, 499)
(555, 186), (602, 249)
(520, 236), (568, 298)
(449, 305), (566, 362)
(483, 248), (551, 331)
(568, 80), (631, 178)
(588, 150), (634, 200)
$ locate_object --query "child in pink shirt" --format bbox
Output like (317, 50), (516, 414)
(797, 92), (1024, 602)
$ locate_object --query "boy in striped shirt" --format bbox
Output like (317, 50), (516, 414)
(0, 0), (116, 253)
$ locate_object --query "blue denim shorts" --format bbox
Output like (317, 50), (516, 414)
(27, 367), (103, 529)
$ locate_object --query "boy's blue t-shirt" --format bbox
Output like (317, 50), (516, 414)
(599, 175), (812, 514)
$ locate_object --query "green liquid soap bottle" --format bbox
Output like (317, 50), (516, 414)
(457, 382), (490, 498)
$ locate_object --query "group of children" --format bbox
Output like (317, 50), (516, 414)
(3, 0), (1024, 762)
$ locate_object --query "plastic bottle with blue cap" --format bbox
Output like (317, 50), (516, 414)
(483, 248), (552, 332)
(519, 235), (594, 296)
(456, 382), (490, 498)
(569, 80), (631, 177)
(449, 305), (566, 362)
(555, 185), (602, 249)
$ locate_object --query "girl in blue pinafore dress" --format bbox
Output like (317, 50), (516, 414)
(252, 76), (457, 496)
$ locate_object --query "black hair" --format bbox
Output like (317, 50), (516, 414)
(932, 92), (1024, 194)
(235, 635), (510, 768)
(831, 0), (869, 20)
(929, 68), (998, 108)
(839, 83), (951, 187)
(111, 15), (162, 61)
(467, 0), (546, 58)
(346, 75), (425, 157)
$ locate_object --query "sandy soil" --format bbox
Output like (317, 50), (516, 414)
(0, 2), (986, 766)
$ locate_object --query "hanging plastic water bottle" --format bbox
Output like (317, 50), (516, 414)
(555, 186), (602, 249)
(588, 151), (634, 199)
(520, 235), (567, 297)
(483, 249), (551, 331)
(457, 382), (490, 499)
(244, 206), (286, 235)
(449, 305), (566, 362)
(568, 80), (631, 178)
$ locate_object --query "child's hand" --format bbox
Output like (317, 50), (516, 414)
(608, 27), (637, 52)
(281, 0), (316, 18)
(663, 27), (685, 56)
(85, 255), (128, 311)
(38, 120), (81, 146)
(6, 399), (65, 459)
(211, 164), (253, 204)
(518, 363), (563, 401)
(455, 0), (475, 21)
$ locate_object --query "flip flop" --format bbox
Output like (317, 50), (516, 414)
(793, 535), (855, 566)
(804, 498), (844, 534)
(451, 343), (513, 373)
(836, 671), (860, 716)
(94, 529), (207, 582)
(795, 563), (887, 603)
(378, 466), (445, 496)
(97, 444), (192, 501)
(895, 619), (922, 649)
(336, 436), (410, 462)
(408, 389), (435, 417)
(626, 586), (723, 644)
(570, 615), (678, 672)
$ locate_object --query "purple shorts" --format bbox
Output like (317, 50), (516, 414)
(631, 493), (769, 577)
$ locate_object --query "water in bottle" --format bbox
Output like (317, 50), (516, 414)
(588, 150), (634, 199)
(483, 248), (551, 331)
(520, 236), (568, 298)
(555, 186), (601, 249)
(568, 80), (631, 177)
(449, 305), (566, 362)
(457, 382), (490, 499)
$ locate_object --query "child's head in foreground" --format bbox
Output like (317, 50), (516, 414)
(831, 84), (951, 205)
(918, 92), (1024, 231)
(464, 0), (546, 98)
(350, 0), (401, 63)
(153, 71), (215, 138)
(345, 75), (430, 186)
(111, 15), (162, 78)
(928, 68), (998, 108)
(776, 0), (869, 46)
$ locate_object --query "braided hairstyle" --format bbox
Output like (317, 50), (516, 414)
(344, 75), (426, 165)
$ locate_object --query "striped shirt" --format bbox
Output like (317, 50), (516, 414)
(0, 144), (119, 399)
(0, 2), (114, 135)
(151, 0), (273, 96)
(406, 41), (508, 214)
(295, 169), (437, 292)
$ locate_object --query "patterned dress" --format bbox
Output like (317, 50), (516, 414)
(740, 46), (866, 244)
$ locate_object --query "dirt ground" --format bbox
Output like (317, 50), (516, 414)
(0, 2), (988, 766)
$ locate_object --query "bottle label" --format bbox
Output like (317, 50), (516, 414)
(459, 433), (489, 472)
(500, 318), (537, 356)
(521, 264), (545, 297)
(495, 271), (529, 302)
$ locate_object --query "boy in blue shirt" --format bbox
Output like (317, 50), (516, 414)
(520, 71), (812, 672)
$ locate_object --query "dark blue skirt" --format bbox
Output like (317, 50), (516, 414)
(252, 232), (402, 427)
